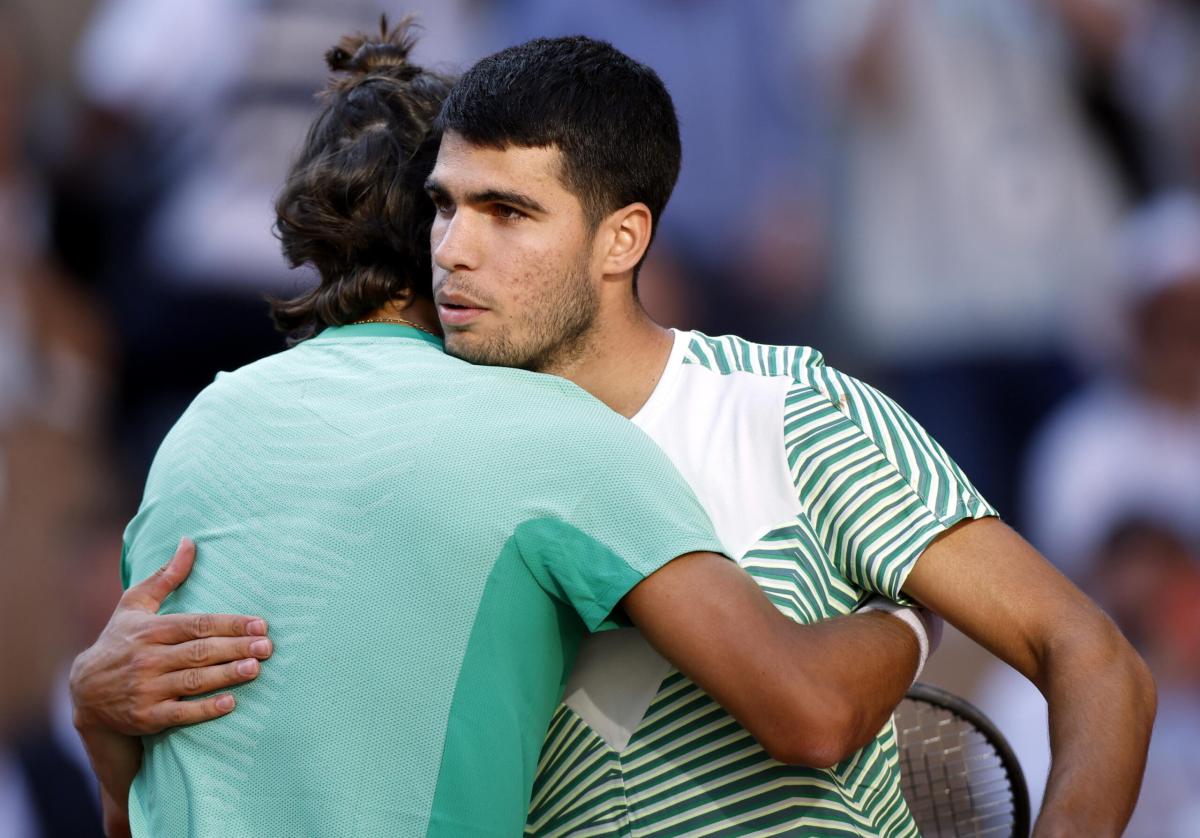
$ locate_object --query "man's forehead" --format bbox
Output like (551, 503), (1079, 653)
(431, 131), (567, 194)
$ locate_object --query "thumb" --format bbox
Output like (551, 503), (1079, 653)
(122, 537), (197, 612)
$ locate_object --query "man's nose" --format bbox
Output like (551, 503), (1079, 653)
(432, 210), (479, 274)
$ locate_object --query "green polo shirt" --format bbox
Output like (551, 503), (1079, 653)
(122, 324), (722, 837)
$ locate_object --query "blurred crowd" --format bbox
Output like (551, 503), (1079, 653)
(0, 1), (1197, 835)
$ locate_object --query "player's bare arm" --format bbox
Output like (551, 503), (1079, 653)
(901, 516), (1156, 838)
(69, 538), (273, 835)
(624, 551), (922, 768)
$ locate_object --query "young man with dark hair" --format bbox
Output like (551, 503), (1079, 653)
(421, 36), (1154, 836)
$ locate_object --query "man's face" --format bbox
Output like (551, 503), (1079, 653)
(426, 131), (601, 372)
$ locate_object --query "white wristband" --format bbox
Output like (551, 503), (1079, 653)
(856, 596), (943, 684)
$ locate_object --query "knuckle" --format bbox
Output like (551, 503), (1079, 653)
(192, 614), (214, 638)
(128, 707), (150, 731)
(128, 652), (153, 676)
(133, 614), (166, 638)
(187, 639), (210, 664)
(182, 668), (205, 693)
(169, 703), (189, 727)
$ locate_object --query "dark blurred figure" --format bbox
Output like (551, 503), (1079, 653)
(1089, 519), (1200, 836)
(3, 496), (126, 838)
(1024, 191), (1200, 579)
(0, 5), (120, 836)
(1113, 0), (1200, 191)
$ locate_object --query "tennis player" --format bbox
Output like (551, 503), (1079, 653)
(69, 23), (934, 838)
(426, 36), (1153, 837)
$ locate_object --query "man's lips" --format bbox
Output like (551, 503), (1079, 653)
(437, 302), (488, 327)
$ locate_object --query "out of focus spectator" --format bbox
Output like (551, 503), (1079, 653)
(796, 0), (1127, 523)
(486, 0), (828, 340)
(1, 497), (126, 838)
(1117, 0), (1200, 190)
(0, 5), (120, 835)
(0, 0), (113, 733)
(1023, 191), (1200, 579)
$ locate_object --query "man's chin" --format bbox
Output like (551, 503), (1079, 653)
(443, 332), (528, 370)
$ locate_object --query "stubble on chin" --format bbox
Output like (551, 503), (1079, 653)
(443, 330), (527, 370)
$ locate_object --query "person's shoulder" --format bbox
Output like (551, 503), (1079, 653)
(672, 329), (826, 384)
(449, 363), (623, 430)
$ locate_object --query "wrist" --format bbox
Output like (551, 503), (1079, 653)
(857, 598), (936, 682)
(69, 660), (104, 735)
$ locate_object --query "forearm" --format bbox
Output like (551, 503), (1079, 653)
(797, 610), (919, 756)
(101, 782), (133, 838)
(1033, 621), (1156, 837)
(76, 720), (143, 835)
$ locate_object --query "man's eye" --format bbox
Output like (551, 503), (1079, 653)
(429, 196), (453, 216)
(492, 205), (526, 221)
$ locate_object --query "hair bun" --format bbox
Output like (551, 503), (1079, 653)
(325, 14), (419, 77)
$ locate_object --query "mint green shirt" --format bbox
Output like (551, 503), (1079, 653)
(122, 324), (722, 837)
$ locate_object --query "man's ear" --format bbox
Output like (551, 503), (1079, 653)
(598, 203), (653, 278)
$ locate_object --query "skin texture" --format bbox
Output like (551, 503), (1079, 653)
(426, 134), (601, 373)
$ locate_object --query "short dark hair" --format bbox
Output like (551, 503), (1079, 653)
(437, 36), (682, 282)
(271, 17), (452, 342)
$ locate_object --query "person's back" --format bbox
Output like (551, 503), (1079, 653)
(121, 323), (720, 836)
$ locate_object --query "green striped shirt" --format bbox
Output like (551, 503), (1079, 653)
(527, 330), (996, 837)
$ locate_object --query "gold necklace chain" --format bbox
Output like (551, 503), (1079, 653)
(350, 317), (438, 337)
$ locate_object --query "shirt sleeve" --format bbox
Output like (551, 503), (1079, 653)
(786, 367), (997, 602)
(515, 420), (725, 633)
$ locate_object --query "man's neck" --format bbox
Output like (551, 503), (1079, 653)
(542, 303), (674, 419)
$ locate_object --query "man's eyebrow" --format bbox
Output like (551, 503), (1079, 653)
(469, 189), (547, 215)
(423, 178), (547, 215)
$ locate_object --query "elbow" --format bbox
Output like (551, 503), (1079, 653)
(762, 737), (848, 770)
(1050, 613), (1157, 725)
(757, 700), (862, 769)
(1099, 617), (1157, 722)
(1121, 635), (1157, 727)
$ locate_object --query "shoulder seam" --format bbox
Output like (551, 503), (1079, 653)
(680, 331), (824, 380)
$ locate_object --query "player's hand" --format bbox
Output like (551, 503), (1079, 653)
(69, 537), (273, 736)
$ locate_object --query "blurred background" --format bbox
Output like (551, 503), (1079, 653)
(0, 0), (1197, 835)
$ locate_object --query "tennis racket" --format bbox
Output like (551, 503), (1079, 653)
(895, 682), (1031, 837)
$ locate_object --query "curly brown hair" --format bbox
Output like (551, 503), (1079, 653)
(271, 16), (452, 342)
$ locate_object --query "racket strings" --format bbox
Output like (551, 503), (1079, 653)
(896, 698), (1020, 837)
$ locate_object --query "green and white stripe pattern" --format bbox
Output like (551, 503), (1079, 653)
(526, 332), (996, 837)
